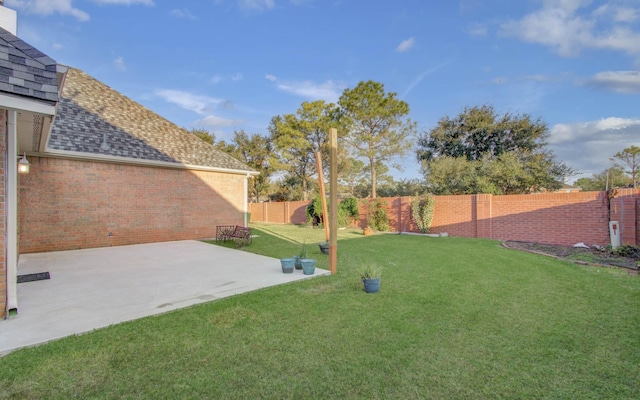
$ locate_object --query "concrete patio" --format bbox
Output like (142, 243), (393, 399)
(0, 240), (330, 355)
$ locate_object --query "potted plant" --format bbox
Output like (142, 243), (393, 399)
(280, 257), (295, 274)
(301, 257), (317, 275)
(363, 226), (374, 236)
(359, 263), (382, 293)
(294, 241), (307, 269)
(318, 241), (329, 255)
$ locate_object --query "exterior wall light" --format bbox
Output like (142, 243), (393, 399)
(18, 153), (30, 174)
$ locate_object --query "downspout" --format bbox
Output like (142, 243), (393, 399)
(244, 173), (249, 227)
(6, 109), (17, 314)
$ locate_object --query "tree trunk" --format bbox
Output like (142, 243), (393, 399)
(302, 177), (308, 201)
(370, 157), (377, 199)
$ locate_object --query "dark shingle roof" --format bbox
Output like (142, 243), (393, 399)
(48, 67), (255, 173)
(0, 27), (58, 103)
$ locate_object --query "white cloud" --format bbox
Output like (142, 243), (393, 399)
(155, 89), (223, 115)
(6, 0), (90, 21)
(238, 0), (275, 11)
(396, 37), (415, 53)
(170, 9), (197, 19)
(209, 73), (243, 84)
(196, 115), (238, 128)
(587, 70), (640, 93)
(468, 24), (488, 37)
(549, 117), (640, 177)
(265, 74), (277, 82)
(500, 1), (640, 58)
(274, 79), (344, 102)
(91, 0), (154, 5)
(52, 43), (63, 49)
(113, 56), (126, 71)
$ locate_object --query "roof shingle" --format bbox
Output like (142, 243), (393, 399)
(48, 67), (255, 173)
(0, 27), (58, 104)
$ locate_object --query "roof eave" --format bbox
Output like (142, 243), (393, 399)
(38, 149), (260, 176)
(0, 92), (56, 115)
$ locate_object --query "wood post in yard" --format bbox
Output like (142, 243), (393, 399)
(329, 128), (338, 274)
(316, 151), (330, 242)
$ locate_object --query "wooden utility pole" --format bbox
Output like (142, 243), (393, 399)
(315, 151), (330, 242)
(329, 128), (338, 274)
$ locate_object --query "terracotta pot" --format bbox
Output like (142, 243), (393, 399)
(363, 227), (374, 236)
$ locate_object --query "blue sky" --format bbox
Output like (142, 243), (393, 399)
(6, 0), (640, 183)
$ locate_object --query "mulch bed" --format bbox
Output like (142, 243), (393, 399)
(503, 240), (640, 273)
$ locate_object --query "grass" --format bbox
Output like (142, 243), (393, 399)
(1, 224), (639, 399)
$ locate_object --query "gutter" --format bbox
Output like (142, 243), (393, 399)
(32, 149), (260, 177)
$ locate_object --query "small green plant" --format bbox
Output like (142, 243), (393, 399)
(411, 194), (436, 233)
(367, 198), (389, 231)
(358, 263), (382, 280)
(612, 244), (640, 258)
(299, 241), (308, 259)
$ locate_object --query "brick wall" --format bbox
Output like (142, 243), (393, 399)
(18, 156), (247, 253)
(250, 190), (640, 247)
(1, 110), (6, 318)
(610, 188), (639, 247)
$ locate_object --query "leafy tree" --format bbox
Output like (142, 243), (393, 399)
(377, 178), (428, 197)
(575, 167), (632, 191)
(339, 80), (416, 198)
(229, 130), (275, 202)
(574, 177), (597, 191)
(189, 128), (215, 145)
(269, 100), (343, 200)
(417, 105), (574, 194)
(338, 156), (367, 197)
(611, 145), (640, 188)
(426, 156), (478, 195)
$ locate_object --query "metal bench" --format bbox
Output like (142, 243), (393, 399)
(216, 225), (252, 246)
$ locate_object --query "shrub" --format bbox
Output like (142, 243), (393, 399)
(339, 197), (360, 222)
(411, 194), (436, 233)
(612, 244), (640, 258)
(306, 196), (323, 225)
(367, 198), (389, 231)
(308, 196), (361, 228)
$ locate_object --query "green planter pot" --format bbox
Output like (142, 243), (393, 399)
(301, 259), (316, 275)
(280, 258), (295, 274)
(363, 278), (380, 293)
(294, 256), (303, 270)
(318, 242), (329, 255)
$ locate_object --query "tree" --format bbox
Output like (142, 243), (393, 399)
(416, 105), (547, 162)
(417, 105), (575, 194)
(426, 156), (478, 195)
(269, 100), (343, 200)
(575, 167), (632, 191)
(230, 130), (275, 202)
(189, 128), (215, 145)
(337, 156), (367, 197)
(612, 145), (640, 188)
(339, 80), (415, 198)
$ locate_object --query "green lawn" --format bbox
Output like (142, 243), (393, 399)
(1, 223), (639, 399)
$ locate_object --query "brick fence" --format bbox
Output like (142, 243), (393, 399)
(249, 189), (640, 247)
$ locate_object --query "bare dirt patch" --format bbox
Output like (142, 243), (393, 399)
(504, 241), (640, 272)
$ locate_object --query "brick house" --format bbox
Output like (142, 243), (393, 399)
(1, 4), (256, 318)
